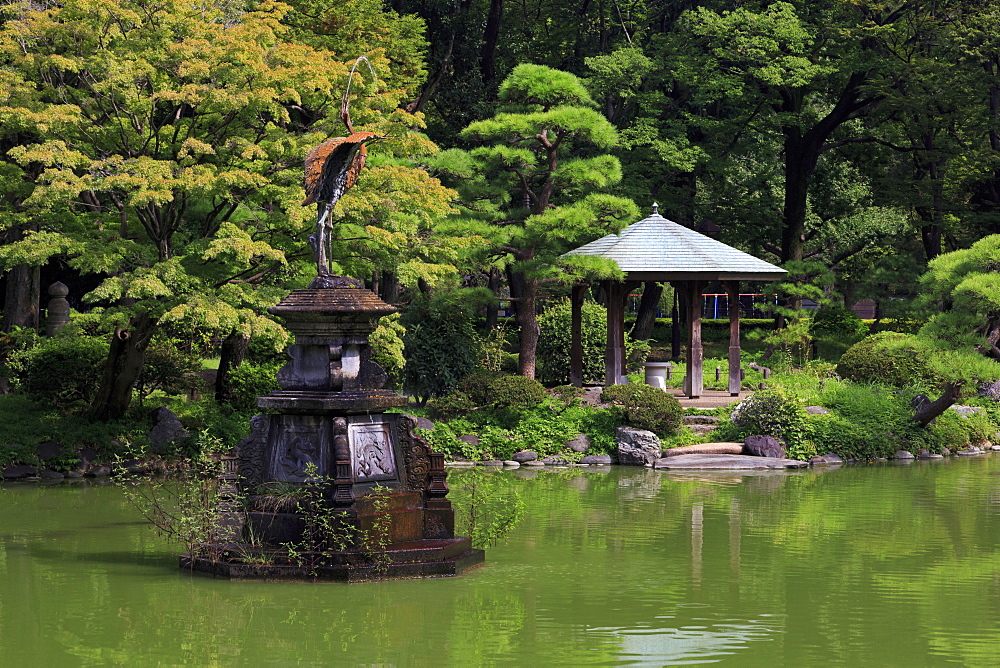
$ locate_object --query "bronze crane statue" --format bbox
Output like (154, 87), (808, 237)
(303, 57), (380, 279)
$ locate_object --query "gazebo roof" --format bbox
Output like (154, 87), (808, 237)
(564, 205), (786, 282)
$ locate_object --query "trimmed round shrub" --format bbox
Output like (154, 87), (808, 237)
(537, 299), (648, 386)
(433, 372), (547, 419)
(729, 389), (808, 447)
(836, 332), (936, 387)
(19, 334), (108, 406)
(458, 371), (546, 409)
(600, 383), (683, 435)
(811, 306), (869, 338)
(482, 374), (547, 409)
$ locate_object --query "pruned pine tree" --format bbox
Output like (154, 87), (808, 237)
(437, 64), (637, 379)
(910, 235), (1000, 425)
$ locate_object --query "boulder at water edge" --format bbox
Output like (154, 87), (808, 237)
(565, 433), (591, 453)
(149, 406), (190, 453)
(743, 435), (785, 459)
(615, 426), (661, 466)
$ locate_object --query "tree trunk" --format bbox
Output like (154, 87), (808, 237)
(513, 272), (539, 379)
(89, 313), (158, 421)
(912, 382), (964, 427)
(1, 231), (41, 394)
(485, 267), (501, 330)
(480, 0), (504, 83)
(380, 270), (403, 304)
(780, 131), (814, 268)
(2, 223), (41, 333)
(2, 263), (41, 332)
(630, 281), (663, 341)
(215, 330), (249, 405)
(506, 266), (523, 320)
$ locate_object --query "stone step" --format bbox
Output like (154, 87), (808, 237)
(683, 415), (721, 425)
(662, 442), (743, 457)
(686, 424), (717, 435)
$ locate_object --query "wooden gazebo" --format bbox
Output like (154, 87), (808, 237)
(563, 205), (786, 398)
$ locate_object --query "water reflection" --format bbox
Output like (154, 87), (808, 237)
(3, 458), (1000, 665)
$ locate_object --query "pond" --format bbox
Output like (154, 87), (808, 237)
(3, 457), (1000, 666)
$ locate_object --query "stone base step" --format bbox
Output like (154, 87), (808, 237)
(663, 442), (744, 457)
(683, 415), (721, 425)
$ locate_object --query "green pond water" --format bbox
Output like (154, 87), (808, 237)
(3, 457), (1000, 666)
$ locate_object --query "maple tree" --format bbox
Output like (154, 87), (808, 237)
(0, 0), (441, 418)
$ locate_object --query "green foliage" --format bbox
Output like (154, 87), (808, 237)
(449, 468), (525, 549)
(0, 326), (40, 379)
(0, 0), (441, 419)
(435, 63), (638, 377)
(474, 373), (547, 410)
(650, 318), (776, 345)
(369, 313), (405, 388)
(135, 337), (204, 404)
(418, 421), (488, 461)
(805, 413), (882, 461)
(537, 299), (648, 385)
(0, 394), (147, 462)
(811, 306), (869, 338)
(812, 383), (918, 459)
(910, 236), (1000, 390)
(837, 332), (937, 388)
(225, 360), (282, 412)
(476, 322), (518, 373)
(727, 389), (809, 453)
(926, 412), (974, 451)
(15, 334), (108, 408)
(169, 399), (251, 452)
(401, 292), (485, 404)
(115, 459), (232, 562)
(600, 384), (683, 436)
(423, 391), (620, 461)
(762, 317), (814, 369)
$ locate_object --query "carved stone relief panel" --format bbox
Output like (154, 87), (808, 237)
(269, 415), (328, 483)
(348, 417), (397, 483)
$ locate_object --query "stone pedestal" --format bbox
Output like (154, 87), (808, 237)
(184, 283), (483, 580)
(643, 362), (670, 390)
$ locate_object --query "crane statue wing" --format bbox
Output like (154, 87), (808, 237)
(303, 131), (379, 206)
(304, 131), (379, 280)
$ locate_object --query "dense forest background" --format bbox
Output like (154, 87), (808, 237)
(3, 0), (1000, 417)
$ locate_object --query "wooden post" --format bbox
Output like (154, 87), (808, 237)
(725, 280), (741, 396)
(604, 281), (624, 386)
(621, 281), (639, 379)
(687, 280), (703, 398)
(570, 283), (586, 387)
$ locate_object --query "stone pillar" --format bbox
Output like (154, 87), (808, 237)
(45, 282), (71, 336)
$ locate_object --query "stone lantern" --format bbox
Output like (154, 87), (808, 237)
(183, 275), (484, 581)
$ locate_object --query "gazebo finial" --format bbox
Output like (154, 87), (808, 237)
(652, 202), (659, 215)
